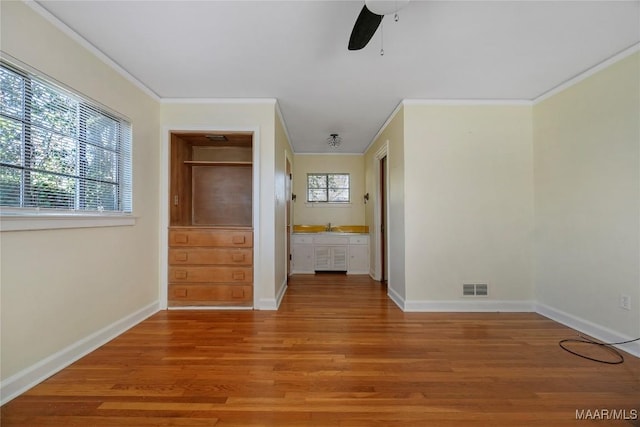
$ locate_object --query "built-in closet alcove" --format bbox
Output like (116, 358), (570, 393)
(168, 131), (253, 307)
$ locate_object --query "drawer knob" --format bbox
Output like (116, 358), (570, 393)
(174, 234), (188, 244)
(232, 253), (245, 262)
(232, 271), (245, 280)
(232, 235), (246, 244)
(175, 252), (188, 261)
(174, 270), (188, 280)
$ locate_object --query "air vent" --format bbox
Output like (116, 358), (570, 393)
(205, 134), (228, 141)
(463, 283), (488, 297)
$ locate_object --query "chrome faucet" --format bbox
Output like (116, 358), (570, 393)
(326, 222), (331, 231)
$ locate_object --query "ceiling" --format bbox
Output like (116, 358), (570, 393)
(36, 1), (639, 154)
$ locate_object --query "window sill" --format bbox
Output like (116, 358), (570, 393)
(304, 202), (353, 208)
(0, 213), (136, 231)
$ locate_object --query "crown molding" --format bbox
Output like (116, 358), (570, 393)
(533, 42), (640, 104)
(25, 0), (160, 102)
(402, 99), (533, 106)
(160, 98), (277, 105)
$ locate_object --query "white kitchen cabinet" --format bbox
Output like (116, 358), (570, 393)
(314, 246), (348, 271)
(346, 235), (369, 274)
(291, 233), (369, 275)
(291, 235), (314, 274)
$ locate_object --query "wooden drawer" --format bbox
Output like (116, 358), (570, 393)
(170, 284), (252, 306)
(169, 229), (252, 247)
(169, 247), (252, 265)
(169, 266), (252, 283)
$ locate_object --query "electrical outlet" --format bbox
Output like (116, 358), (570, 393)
(619, 294), (631, 311)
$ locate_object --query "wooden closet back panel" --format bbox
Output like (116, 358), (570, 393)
(192, 165), (252, 226)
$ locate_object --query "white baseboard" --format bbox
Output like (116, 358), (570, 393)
(0, 301), (160, 405)
(257, 280), (288, 310)
(387, 286), (405, 310)
(536, 302), (640, 359)
(403, 299), (535, 312)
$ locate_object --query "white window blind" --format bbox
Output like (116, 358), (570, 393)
(307, 173), (350, 203)
(0, 60), (132, 214)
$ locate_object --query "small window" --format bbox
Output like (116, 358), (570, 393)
(0, 60), (132, 214)
(307, 173), (350, 203)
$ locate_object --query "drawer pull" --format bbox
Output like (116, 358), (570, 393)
(232, 253), (245, 262)
(232, 271), (245, 280)
(174, 288), (188, 297)
(175, 252), (188, 261)
(231, 288), (245, 298)
(232, 235), (246, 244)
(174, 234), (188, 244)
(174, 270), (188, 280)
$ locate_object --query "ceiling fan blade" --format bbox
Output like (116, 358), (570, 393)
(348, 5), (383, 51)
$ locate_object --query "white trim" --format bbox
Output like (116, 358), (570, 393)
(536, 303), (640, 359)
(0, 301), (159, 405)
(161, 98), (277, 105)
(403, 299), (535, 313)
(402, 99), (532, 106)
(293, 152), (365, 157)
(22, 0), (160, 102)
(167, 306), (252, 311)
(387, 286), (405, 310)
(533, 42), (640, 104)
(259, 281), (288, 310)
(159, 125), (261, 311)
(0, 214), (136, 231)
(365, 101), (404, 154)
(275, 101), (295, 154)
(371, 142), (389, 282)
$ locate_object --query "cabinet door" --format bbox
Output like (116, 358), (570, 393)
(314, 246), (331, 270)
(292, 244), (314, 273)
(331, 246), (348, 271)
(348, 245), (369, 274)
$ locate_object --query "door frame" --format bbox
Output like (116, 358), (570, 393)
(159, 125), (261, 309)
(373, 142), (389, 282)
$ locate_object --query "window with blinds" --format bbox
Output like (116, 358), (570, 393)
(307, 173), (350, 203)
(0, 61), (132, 214)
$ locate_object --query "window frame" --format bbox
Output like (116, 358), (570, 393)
(0, 58), (134, 231)
(306, 173), (350, 203)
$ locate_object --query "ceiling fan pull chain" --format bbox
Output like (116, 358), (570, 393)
(380, 21), (385, 56)
(394, 0), (399, 21)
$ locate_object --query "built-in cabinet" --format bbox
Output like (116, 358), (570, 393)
(291, 234), (369, 275)
(169, 132), (253, 307)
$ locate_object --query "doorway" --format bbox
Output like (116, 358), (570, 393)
(380, 155), (387, 283)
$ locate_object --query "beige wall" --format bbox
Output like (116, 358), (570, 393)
(1, 1), (160, 379)
(533, 52), (640, 338)
(403, 104), (534, 303)
(159, 101), (281, 308)
(364, 107), (406, 299)
(292, 154), (365, 226)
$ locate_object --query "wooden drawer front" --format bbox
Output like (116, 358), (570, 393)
(170, 284), (253, 306)
(169, 229), (252, 247)
(169, 248), (252, 265)
(169, 266), (252, 283)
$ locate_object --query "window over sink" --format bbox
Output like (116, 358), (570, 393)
(306, 173), (350, 203)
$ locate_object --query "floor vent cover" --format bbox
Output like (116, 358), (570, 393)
(463, 283), (488, 296)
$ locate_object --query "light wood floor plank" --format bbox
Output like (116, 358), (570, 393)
(2, 274), (639, 426)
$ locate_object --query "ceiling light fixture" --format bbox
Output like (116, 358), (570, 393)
(327, 133), (342, 148)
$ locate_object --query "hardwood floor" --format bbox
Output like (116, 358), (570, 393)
(2, 274), (639, 426)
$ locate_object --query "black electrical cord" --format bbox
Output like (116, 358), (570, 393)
(559, 335), (640, 364)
